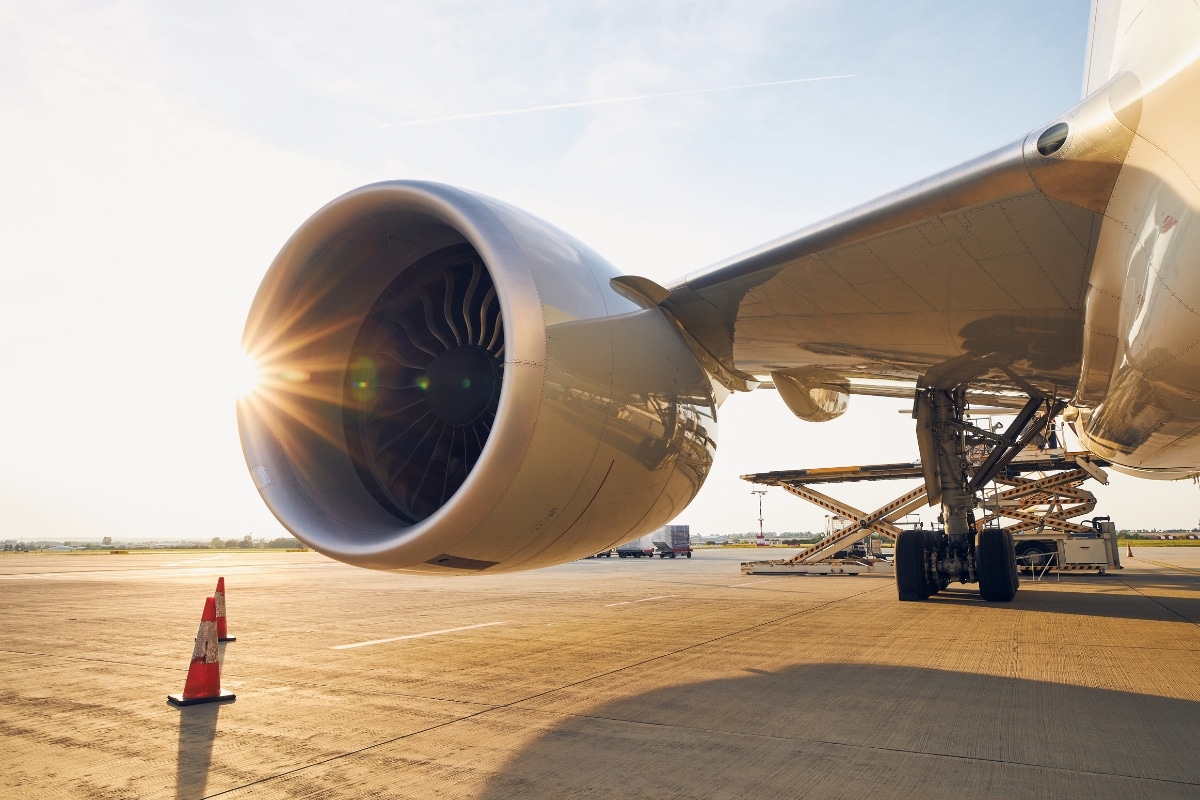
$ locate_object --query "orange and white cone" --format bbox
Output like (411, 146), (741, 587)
(168, 596), (235, 706)
(214, 577), (235, 642)
(1127, 544), (1134, 558)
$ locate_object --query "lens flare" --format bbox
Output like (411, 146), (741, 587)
(234, 351), (262, 398)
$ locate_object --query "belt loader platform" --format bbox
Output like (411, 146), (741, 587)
(741, 451), (1118, 576)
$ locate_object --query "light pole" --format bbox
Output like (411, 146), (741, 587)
(752, 487), (767, 542)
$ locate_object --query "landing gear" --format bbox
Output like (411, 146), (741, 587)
(909, 385), (1062, 603)
(924, 530), (950, 596)
(977, 528), (1019, 602)
(749, 381), (1068, 603)
(896, 529), (931, 601)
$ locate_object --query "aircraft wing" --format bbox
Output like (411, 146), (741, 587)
(613, 80), (1139, 409)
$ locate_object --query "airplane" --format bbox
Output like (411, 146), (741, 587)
(237, 0), (1200, 603)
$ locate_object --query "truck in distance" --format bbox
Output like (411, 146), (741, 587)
(652, 524), (692, 558)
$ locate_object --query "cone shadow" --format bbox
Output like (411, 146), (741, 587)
(174, 703), (221, 800)
(173, 642), (230, 800)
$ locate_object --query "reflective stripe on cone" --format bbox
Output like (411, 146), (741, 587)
(214, 577), (236, 642)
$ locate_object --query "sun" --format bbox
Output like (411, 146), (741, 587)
(231, 350), (263, 399)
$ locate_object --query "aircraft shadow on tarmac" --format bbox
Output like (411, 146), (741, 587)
(479, 663), (1200, 799)
(922, 577), (1200, 624)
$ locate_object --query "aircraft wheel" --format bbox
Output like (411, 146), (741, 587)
(923, 531), (943, 596)
(978, 529), (1019, 602)
(1006, 531), (1020, 591)
(895, 530), (930, 601)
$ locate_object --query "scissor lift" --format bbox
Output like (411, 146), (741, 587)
(980, 454), (1122, 572)
(740, 451), (1115, 576)
(739, 463), (925, 576)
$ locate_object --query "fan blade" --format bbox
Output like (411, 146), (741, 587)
(419, 289), (453, 350)
(394, 313), (440, 357)
(476, 286), (496, 346)
(408, 424), (448, 503)
(384, 415), (440, 485)
(439, 427), (457, 506)
(378, 408), (433, 452)
(487, 309), (504, 352)
(462, 260), (482, 345)
(377, 347), (431, 370)
(442, 272), (463, 345)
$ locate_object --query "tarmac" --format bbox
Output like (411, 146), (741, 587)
(2, 546), (1200, 799)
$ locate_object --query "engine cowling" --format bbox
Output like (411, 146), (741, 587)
(238, 181), (721, 573)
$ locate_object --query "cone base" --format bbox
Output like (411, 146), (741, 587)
(168, 690), (236, 707)
(218, 636), (237, 642)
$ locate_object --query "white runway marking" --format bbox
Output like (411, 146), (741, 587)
(604, 595), (679, 607)
(331, 621), (509, 650)
(164, 555), (228, 567)
(729, 580), (770, 588)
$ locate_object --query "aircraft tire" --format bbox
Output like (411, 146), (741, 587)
(978, 528), (1019, 602)
(1005, 530), (1020, 592)
(895, 529), (930, 601)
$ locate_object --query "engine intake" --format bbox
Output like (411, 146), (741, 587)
(239, 181), (721, 573)
(345, 244), (504, 524)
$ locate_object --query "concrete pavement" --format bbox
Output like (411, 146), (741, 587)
(2, 547), (1199, 798)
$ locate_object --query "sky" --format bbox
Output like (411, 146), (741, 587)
(2, 0), (1198, 545)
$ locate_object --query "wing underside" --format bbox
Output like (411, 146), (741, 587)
(644, 77), (1139, 403)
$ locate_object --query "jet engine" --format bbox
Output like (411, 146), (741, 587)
(238, 181), (721, 573)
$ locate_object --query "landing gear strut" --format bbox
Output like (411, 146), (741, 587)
(903, 386), (1060, 603)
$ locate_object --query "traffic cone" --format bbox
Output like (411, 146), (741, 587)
(214, 577), (235, 642)
(1127, 544), (1134, 558)
(168, 596), (235, 706)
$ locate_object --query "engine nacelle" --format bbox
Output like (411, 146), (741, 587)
(239, 181), (721, 573)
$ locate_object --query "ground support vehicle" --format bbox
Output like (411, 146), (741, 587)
(615, 534), (656, 558)
(1010, 516), (1121, 575)
(652, 524), (692, 558)
(739, 472), (923, 578)
(975, 455), (1122, 574)
(584, 550), (614, 558)
(739, 446), (1115, 596)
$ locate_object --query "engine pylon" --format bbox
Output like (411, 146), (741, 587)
(168, 596), (235, 707)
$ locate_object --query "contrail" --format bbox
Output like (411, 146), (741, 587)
(381, 74), (853, 128)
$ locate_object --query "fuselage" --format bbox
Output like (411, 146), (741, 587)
(1074, 0), (1200, 474)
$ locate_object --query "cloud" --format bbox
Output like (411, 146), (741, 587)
(379, 74), (851, 127)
